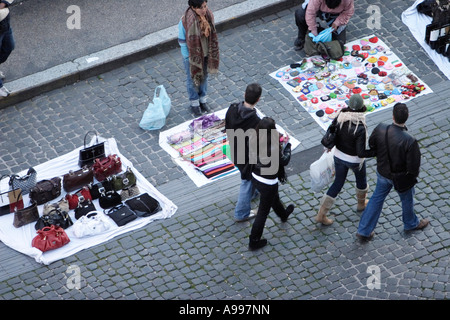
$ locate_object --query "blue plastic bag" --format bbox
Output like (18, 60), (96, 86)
(308, 27), (333, 43)
(139, 85), (171, 130)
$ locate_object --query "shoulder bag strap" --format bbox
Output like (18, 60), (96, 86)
(84, 131), (99, 148)
(384, 125), (395, 173)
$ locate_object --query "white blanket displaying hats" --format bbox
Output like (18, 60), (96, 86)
(0, 137), (178, 265)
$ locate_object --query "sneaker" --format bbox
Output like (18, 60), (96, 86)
(356, 231), (375, 242)
(281, 204), (295, 222)
(191, 106), (202, 117)
(235, 210), (257, 222)
(200, 102), (211, 113)
(0, 86), (10, 98)
(249, 238), (267, 251)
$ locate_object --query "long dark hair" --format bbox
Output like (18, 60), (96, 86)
(188, 0), (207, 8)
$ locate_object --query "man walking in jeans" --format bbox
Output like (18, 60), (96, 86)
(0, 0), (14, 98)
(356, 103), (429, 241)
(225, 83), (262, 222)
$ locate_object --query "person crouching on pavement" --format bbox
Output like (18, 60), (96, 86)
(294, 0), (354, 51)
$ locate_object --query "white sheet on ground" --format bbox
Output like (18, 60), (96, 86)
(402, 0), (450, 80)
(0, 137), (178, 265)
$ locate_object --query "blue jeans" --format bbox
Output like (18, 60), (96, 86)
(326, 156), (367, 198)
(357, 171), (420, 237)
(234, 179), (258, 220)
(183, 57), (208, 107)
(0, 26), (15, 88)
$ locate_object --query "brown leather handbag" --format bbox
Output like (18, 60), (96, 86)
(93, 154), (122, 182)
(29, 177), (62, 205)
(63, 166), (94, 192)
(13, 192), (39, 228)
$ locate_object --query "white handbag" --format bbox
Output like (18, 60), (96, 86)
(72, 211), (115, 238)
(310, 148), (335, 193)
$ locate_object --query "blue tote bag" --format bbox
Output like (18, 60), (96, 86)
(139, 85), (171, 130)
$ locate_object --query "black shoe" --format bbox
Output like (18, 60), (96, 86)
(281, 204), (295, 223)
(294, 39), (304, 51)
(191, 106), (202, 117)
(356, 231), (374, 242)
(200, 102), (211, 113)
(249, 238), (267, 251)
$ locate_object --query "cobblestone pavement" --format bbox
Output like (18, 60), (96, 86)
(0, 0), (449, 303)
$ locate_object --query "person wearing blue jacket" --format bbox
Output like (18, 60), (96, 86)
(178, 0), (220, 117)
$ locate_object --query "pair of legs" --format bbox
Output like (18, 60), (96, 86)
(234, 178), (259, 221)
(249, 178), (294, 249)
(183, 57), (209, 115)
(316, 157), (368, 225)
(294, 5), (347, 49)
(357, 171), (424, 238)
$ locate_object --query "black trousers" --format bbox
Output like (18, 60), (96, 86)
(249, 178), (288, 242)
(294, 5), (347, 45)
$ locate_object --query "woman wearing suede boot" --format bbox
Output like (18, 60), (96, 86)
(316, 94), (375, 225)
(248, 117), (295, 250)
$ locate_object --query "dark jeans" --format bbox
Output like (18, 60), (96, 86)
(294, 5), (347, 45)
(249, 178), (288, 242)
(326, 156), (367, 198)
(0, 16), (15, 88)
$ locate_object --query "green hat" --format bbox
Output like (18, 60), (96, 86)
(349, 94), (364, 110)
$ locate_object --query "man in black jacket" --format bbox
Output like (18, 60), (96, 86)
(356, 103), (429, 240)
(225, 83), (262, 222)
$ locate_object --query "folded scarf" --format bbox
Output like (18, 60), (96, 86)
(182, 7), (220, 86)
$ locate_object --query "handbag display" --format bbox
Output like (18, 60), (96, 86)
(106, 204), (137, 226)
(120, 184), (141, 201)
(321, 116), (338, 149)
(72, 211), (115, 238)
(32, 225), (70, 252)
(0, 175), (23, 216)
(29, 177), (62, 205)
(385, 126), (418, 193)
(92, 154), (122, 182)
(8, 167), (37, 195)
(74, 199), (97, 220)
(13, 192), (39, 228)
(125, 193), (161, 217)
(98, 189), (122, 209)
(63, 166), (94, 193)
(79, 131), (106, 168)
(112, 167), (137, 191)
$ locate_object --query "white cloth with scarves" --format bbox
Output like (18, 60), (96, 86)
(0, 137), (177, 265)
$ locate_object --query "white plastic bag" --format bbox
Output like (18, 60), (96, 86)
(310, 148), (335, 193)
(139, 85), (171, 130)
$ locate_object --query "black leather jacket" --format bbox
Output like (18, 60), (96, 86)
(334, 109), (375, 158)
(368, 123), (421, 180)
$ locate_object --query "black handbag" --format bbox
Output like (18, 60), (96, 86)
(35, 207), (73, 230)
(321, 117), (338, 149)
(79, 131), (106, 167)
(98, 190), (122, 209)
(106, 204), (137, 226)
(74, 199), (97, 220)
(385, 126), (418, 193)
(125, 193), (161, 217)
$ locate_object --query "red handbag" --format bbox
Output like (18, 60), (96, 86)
(65, 186), (93, 210)
(92, 154), (122, 182)
(32, 225), (70, 252)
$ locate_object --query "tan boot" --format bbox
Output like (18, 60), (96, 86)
(315, 194), (335, 226)
(356, 185), (369, 212)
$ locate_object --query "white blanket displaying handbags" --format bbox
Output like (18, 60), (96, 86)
(72, 211), (115, 238)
